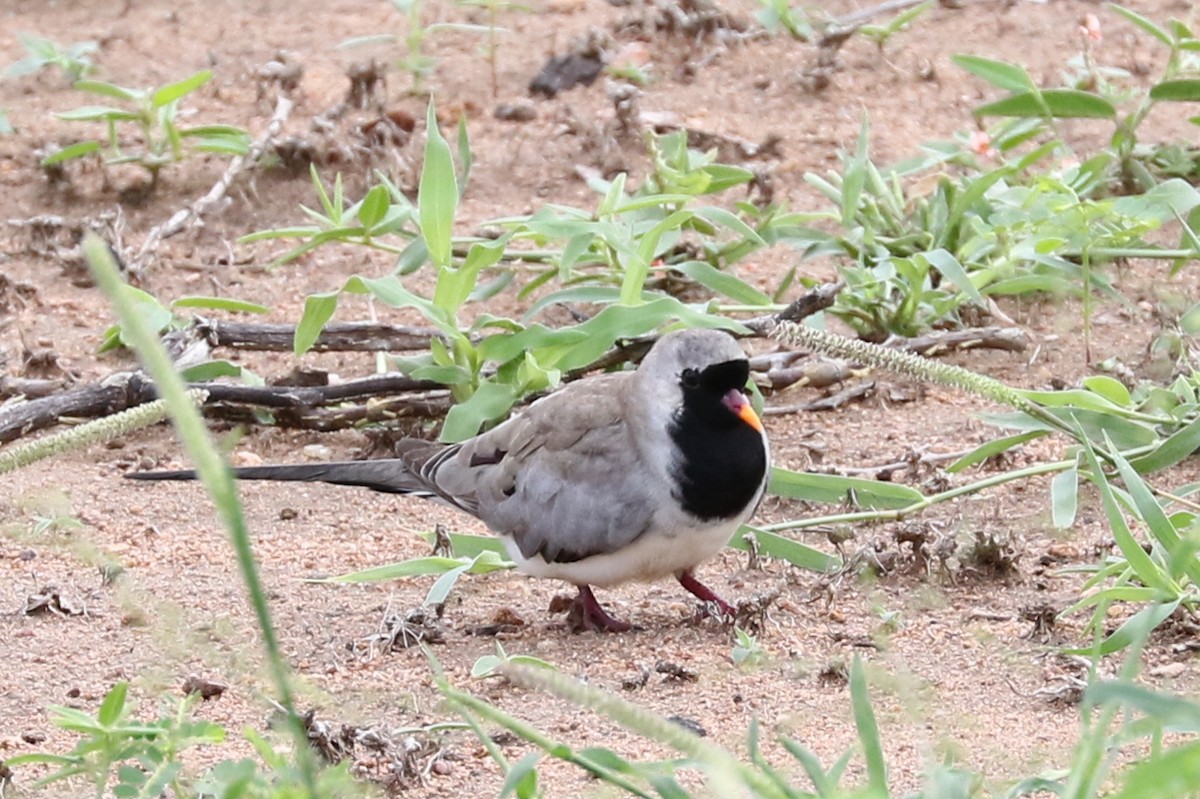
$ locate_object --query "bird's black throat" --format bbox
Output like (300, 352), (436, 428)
(668, 359), (768, 521)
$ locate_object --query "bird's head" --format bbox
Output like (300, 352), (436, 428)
(637, 328), (763, 434)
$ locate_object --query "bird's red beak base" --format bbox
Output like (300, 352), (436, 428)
(723, 389), (764, 433)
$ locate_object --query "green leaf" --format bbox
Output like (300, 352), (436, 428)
(951, 55), (1033, 92)
(442, 380), (520, 442)
(499, 753), (541, 799)
(730, 527), (840, 572)
(851, 656), (888, 795)
(56, 105), (142, 122)
(72, 79), (139, 101)
(921, 248), (985, 305)
(947, 430), (1047, 472)
(670, 260), (772, 305)
(418, 101), (457, 268)
(97, 682), (128, 726)
(356, 183), (391, 230)
(294, 291), (339, 355)
(700, 163), (755, 193)
(41, 140), (102, 165)
(1149, 79), (1200, 102)
(151, 69), (213, 108)
(1081, 440), (1172, 595)
(1108, 5), (1173, 47)
(318, 552), (513, 583)
(1081, 375), (1132, 407)
(1129, 415), (1200, 475)
(1087, 681), (1200, 730)
(976, 89), (1116, 119)
(180, 360), (246, 381)
(768, 467), (924, 509)
(1063, 600), (1181, 656)
(841, 119), (871, 225)
(172, 296), (269, 314)
(1050, 462), (1078, 529)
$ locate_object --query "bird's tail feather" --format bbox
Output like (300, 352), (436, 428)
(126, 460), (429, 495)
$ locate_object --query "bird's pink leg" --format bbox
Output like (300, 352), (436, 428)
(678, 570), (736, 619)
(567, 585), (632, 633)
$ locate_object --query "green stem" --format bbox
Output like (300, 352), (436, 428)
(761, 460), (1074, 533)
(82, 234), (317, 793)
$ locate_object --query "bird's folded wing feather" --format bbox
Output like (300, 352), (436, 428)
(425, 374), (660, 563)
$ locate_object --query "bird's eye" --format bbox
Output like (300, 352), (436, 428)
(681, 368), (700, 389)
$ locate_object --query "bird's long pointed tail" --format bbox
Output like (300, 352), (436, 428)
(125, 460), (428, 495)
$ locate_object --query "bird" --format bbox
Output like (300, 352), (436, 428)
(127, 327), (770, 632)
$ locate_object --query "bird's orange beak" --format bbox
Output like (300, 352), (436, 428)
(723, 389), (764, 433)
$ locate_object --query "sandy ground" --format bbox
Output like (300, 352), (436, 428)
(3, 0), (1200, 795)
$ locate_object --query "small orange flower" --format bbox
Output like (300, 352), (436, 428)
(968, 130), (995, 159)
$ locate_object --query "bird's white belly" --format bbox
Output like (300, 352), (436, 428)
(500, 513), (742, 588)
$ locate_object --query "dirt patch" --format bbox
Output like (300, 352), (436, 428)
(3, 0), (1199, 795)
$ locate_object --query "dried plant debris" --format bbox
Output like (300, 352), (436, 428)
(655, 660), (699, 683)
(1020, 603), (1058, 643)
(964, 529), (1021, 578)
(622, 664), (652, 691)
(20, 585), (85, 617)
(529, 30), (609, 98)
(353, 607), (446, 657)
(181, 675), (228, 701)
(666, 714), (707, 736)
(301, 710), (451, 790)
(1010, 654), (1104, 706)
(732, 586), (781, 634)
(616, 0), (750, 39)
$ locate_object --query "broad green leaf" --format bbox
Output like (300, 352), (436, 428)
(768, 467), (924, 509)
(1150, 79), (1200, 102)
(976, 89), (1116, 119)
(56, 105), (142, 122)
(72, 79), (139, 101)
(319, 552), (513, 583)
(151, 69), (212, 108)
(434, 238), (506, 314)
(1050, 462), (1079, 529)
(1129, 415), (1200, 475)
(693, 204), (765, 245)
(1081, 375), (1132, 407)
(670, 260), (772, 305)
(442, 380), (519, 442)
(701, 163), (755, 193)
(356, 184), (391, 229)
(97, 682), (128, 726)
(425, 562), (470, 606)
(730, 527), (840, 572)
(947, 430), (1047, 472)
(42, 140), (102, 165)
(951, 55), (1033, 92)
(180, 360), (245, 381)
(294, 291), (339, 355)
(921, 249), (985, 305)
(418, 102), (457, 268)
(172, 296), (269, 314)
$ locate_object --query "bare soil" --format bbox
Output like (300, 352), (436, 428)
(3, 0), (1200, 796)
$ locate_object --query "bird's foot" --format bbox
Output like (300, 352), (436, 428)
(678, 570), (736, 622)
(567, 585), (633, 633)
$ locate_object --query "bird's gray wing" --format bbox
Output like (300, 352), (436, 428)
(420, 373), (658, 563)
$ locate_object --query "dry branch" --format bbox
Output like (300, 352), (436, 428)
(199, 319), (443, 352)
